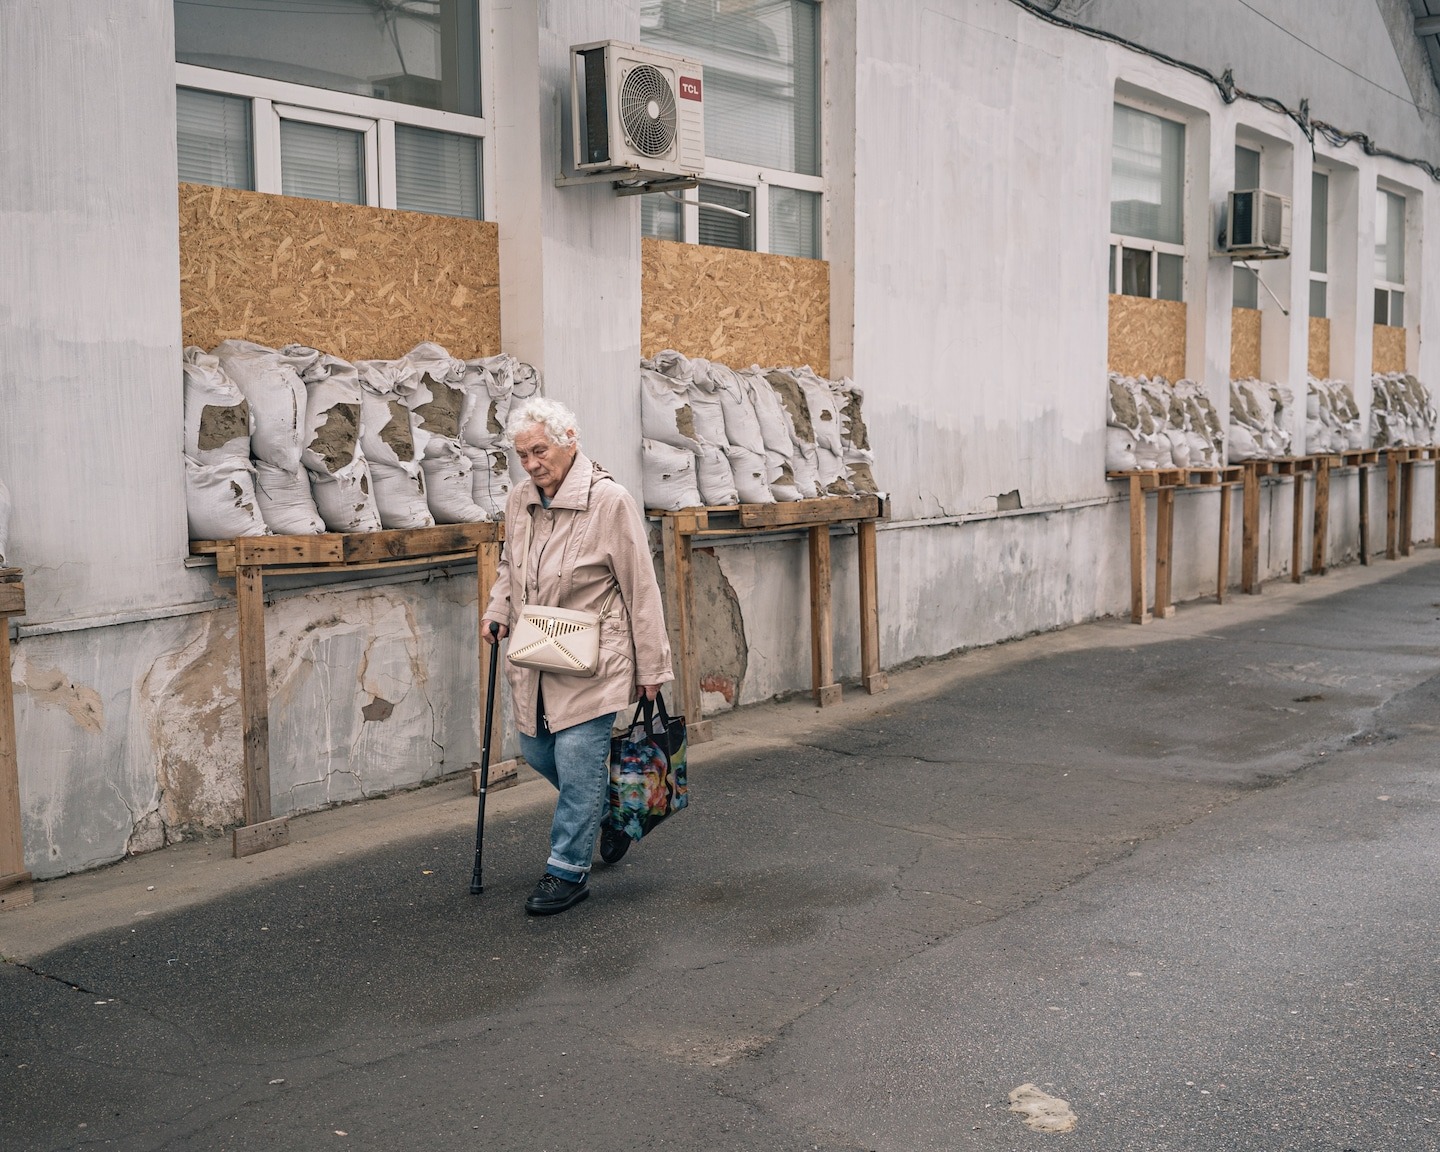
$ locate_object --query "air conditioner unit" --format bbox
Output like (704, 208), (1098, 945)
(1222, 189), (1292, 259)
(569, 40), (704, 184)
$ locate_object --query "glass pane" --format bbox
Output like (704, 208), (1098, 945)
(698, 182), (754, 250)
(177, 87), (252, 189)
(1157, 252), (1183, 302)
(1233, 265), (1258, 310)
(1111, 104), (1185, 244)
(1391, 291), (1404, 328)
(1375, 288), (1390, 326)
(1309, 279), (1326, 319)
(642, 193), (683, 241)
(1234, 144), (1261, 191)
(1310, 172), (1328, 275)
(395, 125), (480, 219)
(1375, 189), (1406, 284)
(175, 0), (481, 116)
(1120, 247), (1151, 298)
(280, 119), (364, 204)
(1108, 245), (1117, 294)
(640, 0), (820, 176)
(769, 186), (820, 258)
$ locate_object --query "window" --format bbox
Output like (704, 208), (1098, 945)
(1374, 188), (1405, 327)
(1310, 171), (1329, 319)
(1110, 103), (1185, 302)
(639, 0), (823, 258)
(1232, 145), (1261, 310)
(174, 1), (486, 219)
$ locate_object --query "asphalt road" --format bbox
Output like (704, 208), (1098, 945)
(5, 557), (1440, 1151)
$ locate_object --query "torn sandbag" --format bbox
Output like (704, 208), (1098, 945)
(310, 453), (381, 533)
(185, 456), (267, 540)
(642, 439), (702, 511)
(724, 445), (775, 504)
(421, 442), (488, 524)
(253, 460), (325, 535)
(368, 458), (435, 530)
(461, 445), (512, 520)
(183, 348), (251, 465)
(213, 340), (318, 472)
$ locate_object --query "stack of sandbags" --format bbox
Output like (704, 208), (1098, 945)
(213, 341), (326, 534)
(1305, 377), (1363, 455)
(705, 361), (773, 504)
(183, 346), (267, 539)
(1106, 374), (1173, 470)
(355, 356), (436, 530)
(458, 352), (540, 516)
(1228, 378), (1293, 461)
(640, 356), (705, 511)
(833, 377), (878, 494)
(760, 368), (827, 496)
(1371, 373), (1438, 447)
(285, 346), (381, 533)
(654, 351), (738, 505)
(1173, 380), (1224, 468)
(407, 342), (488, 524)
(743, 368), (807, 501)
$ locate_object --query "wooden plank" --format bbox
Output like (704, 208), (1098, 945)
(0, 875), (34, 912)
(660, 518), (707, 742)
(0, 580), (23, 616)
(342, 523), (497, 564)
(1242, 463), (1262, 594)
(236, 565), (272, 827)
(1401, 461), (1415, 557)
(1153, 487), (1175, 619)
(1291, 474), (1305, 584)
(472, 758), (520, 795)
(857, 519), (887, 695)
(476, 540), (504, 771)
(1311, 458), (1330, 576)
(1128, 474), (1149, 624)
(1358, 462), (1370, 566)
(808, 525), (840, 704)
(739, 495), (880, 528)
(232, 816), (290, 859)
(1217, 483), (1232, 604)
(0, 617), (24, 887)
(1387, 452), (1400, 560)
(234, 535), (345, 566)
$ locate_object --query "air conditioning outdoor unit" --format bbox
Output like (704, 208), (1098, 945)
(568, 40), (704, 185)
(1222, 189), (1292, 259)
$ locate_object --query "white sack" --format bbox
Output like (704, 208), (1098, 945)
(1105, 427), (1138, 472)
(641, 366), (703, 451)
(816, 443), (851, 495)
(459, 361), (510, 450)
(287, 347), (363, 477)
(695, 442), (738, 505)
(794, 369), (845, 456)
(213, 340), (317, 471)
(642, 439), (702, 512)
(710, 363), (766, 455)
(724, 445), (774, 504)
(461, 445), (512, 519)
(1227, 423), (1260, 461)
(767, 452), (805, 502)
(421, 444), (488, 523)
(185, 456), (268, 540)
(745, 371), (796, 456)
(408, 343), (473, 461)
(1165, 430), (1191, 469)
(685, 358), (731, 447)
(0, 477), (12, 565)
(788, 441), (823, 498)
(254, 461), (325, 535)
(369, 459), (435, 530)
(356, 358), (429, 469)
(650, 349), (696, 385)
(844, 447), (880, 495)
(1133, 434), (1173, 470)
(764, 370), (819, 449)
(183, 347), (251, 464)
(510, 358), (542, 400)
(310, 455), (382, 533)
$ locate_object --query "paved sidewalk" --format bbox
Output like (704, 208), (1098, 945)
(4, 553), (1440, 1151)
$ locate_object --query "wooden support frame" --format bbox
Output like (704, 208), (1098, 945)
(1242, 462), (1263, 594)
(1291, 473), (1306, 585)
(652, 496), (888, 733)
(1311, 457), (1333, 577)
(0, 569), (31, 910)
(1386, 451), (1401, 560)
(191, 524), (504, 858)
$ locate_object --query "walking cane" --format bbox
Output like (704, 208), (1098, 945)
(470, 622), (502, 895)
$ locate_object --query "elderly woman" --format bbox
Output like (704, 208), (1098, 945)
(483, 397), (673, 915)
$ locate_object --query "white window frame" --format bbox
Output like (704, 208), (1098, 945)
(177, 60), (493, 218)
(670, 160), (825, 255)
(1109, 98), (1187, 302)
(1374, 185), (1406, 328)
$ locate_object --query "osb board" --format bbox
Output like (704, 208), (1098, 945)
(641, 238), (829, 375)
(1308, 317), (1331, 379)
(1373, 324), (1407, 374)
(179, 184), (500, 359)
(1230, 307), (1261, 380)
(1107, 295), (1186, 381)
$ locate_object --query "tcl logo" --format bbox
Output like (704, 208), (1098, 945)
(679, 76), (702, 101)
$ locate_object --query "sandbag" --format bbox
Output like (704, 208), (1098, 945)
(408, 343), (473, 460)
(213, 340), (317, 471)
(816, 443), (851, 495)
(844, 447), (879, 495)
(183, 347), (251, 464)
(1164, 430), (1191, 469)
(286, 347), (363, 477)
(642, 439), (702, 511)
(641, 366), (702, 451)
(461, 446), (512, 519)
(695, 442), (738, 505)
(767, 452), (805, 502)
(684, 357), (731, 448)
(253, 461), (325, 535)
(459, 361), (511, 450)
(746, 371), (796, 457)
(0, 476), (11, 564)
(369, 459), (434, 530)
(788, 441), (823, 498)
(310, 454), (382, 533)
(1105, 426), (1138, 472)
(185, 456), (267, 540)
(420, 443), (488, 523)
(1227, 423), (1261, 461)
(710, 363), (766, 455)
(724, 445), (774, 504)
(356, 358), (430, 470)
(1133, 433), (1173, 470)
(794, 369), (844, 456)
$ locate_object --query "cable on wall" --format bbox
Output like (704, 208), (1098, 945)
(1012, 0), (1440, 183)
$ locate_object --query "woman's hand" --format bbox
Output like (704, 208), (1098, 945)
(637, 683), (661, 701)
(483, 620), (509, 646)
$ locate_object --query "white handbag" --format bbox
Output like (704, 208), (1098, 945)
(506, 509), (618, 676)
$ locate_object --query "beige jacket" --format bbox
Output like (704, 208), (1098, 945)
(484, 451), (673, 736)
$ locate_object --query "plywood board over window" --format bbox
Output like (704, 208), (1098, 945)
(1230, 307), (1261, 379)
(179, 184), (500, 359)
(1372, 324), (1407, 374)
(1107, 295), (1186, 381)
(1309, 317), (1331, 378)
(641, 238), (829, 375)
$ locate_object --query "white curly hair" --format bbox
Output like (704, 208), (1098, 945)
(505, 396), (579, 447)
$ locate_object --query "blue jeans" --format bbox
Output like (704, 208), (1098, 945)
(519, 710), (617, 883)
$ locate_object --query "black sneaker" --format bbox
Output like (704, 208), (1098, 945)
(599, 826), (630, 865)
(524, 873), (589, 916)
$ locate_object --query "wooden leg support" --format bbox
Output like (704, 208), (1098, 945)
(1242, 464), (1262, 595)
(1129, 474), (1150, 624)
(0, 614), (32, 910)
(857, 520), (887, 695)
(1401, 461), (1415, 557)
(1291, 474), (1306, 584)
(1358, 464), (1370, 565)
(1217, 483), (1233, 603)
(1153, 487), (1176, 619)
(1387, 454), (1400, 560)
(233, 564), (288, 858)
(1311, 459), (1330, 576)
(808, 526), (841, 706)
(661, 518), (711, 742)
